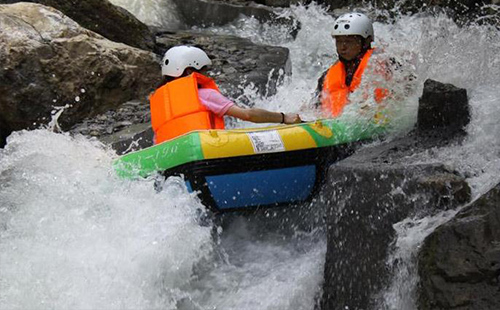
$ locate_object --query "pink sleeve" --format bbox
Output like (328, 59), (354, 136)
(198, 88), (235, 117)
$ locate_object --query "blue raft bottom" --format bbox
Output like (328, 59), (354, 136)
(186, 165), (317, 210)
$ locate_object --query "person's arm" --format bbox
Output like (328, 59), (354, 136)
(225, 105), (301, 124)
(198, 88), (301, 124)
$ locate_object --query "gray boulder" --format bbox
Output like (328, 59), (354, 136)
(101, 123), (154, 155)
(255, 0), (303, 7)
(171, 0), (299, 36)
(314, 0), (499, 26)
(418, 79), (470, 136)
(320, 80), (473, 310)
(382, 0), (499, 24)
(0, 3), (160, 147)
(0, 0), (155, 50)
(418, 182), (500, 310)
(320, 144), (471, 310)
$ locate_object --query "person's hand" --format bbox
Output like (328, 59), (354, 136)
(284, 113), (302, 124)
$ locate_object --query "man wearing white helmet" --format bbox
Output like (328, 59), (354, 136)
(150, 45), (302, 144)
(317, 12), (389, 117)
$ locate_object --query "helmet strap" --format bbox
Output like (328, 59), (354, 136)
(362, 36), (373, 51)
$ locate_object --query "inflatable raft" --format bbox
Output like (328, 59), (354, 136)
(113, 118), (385, 212)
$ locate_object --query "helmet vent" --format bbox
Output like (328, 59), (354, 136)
(344, 24), (350, 29)
(164, 59), (169, 66)
(334, 24), (339, 29)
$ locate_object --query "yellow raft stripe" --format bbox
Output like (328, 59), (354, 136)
(200, 125), (318, 159)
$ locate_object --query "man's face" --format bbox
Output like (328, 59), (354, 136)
(334, 35), (363, 61)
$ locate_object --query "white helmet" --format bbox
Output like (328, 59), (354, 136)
(161, 45), (212, 77)
(331, 12), (374, 40)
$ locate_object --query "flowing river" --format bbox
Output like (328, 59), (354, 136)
(1, 2), (499, 309)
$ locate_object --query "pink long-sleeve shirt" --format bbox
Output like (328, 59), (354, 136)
(198, 88), (234, 117)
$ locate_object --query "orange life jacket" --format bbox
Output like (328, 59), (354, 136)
(150, 72), (225, 144)
(321, 49), (389, 117)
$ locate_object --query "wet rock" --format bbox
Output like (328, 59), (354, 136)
(253, 0), (304, 7)
(101, 123), (154, 155)
(418, 79), (469, 136)
(319, 141), (471, 310)
(226, 0), (313, 7)
(0, 0), (155, 50)
(319, 79), (472, 310)
(313, 0), (351, 10)
(395, 0), (499, 26)
(418, 182), (500, 310)
(171, 0), (299, 36)
(0, 3), (160, 146)
(70, 99), (150, 138)
(316, 0), (499, 26)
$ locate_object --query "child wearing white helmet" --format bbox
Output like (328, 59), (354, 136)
(331, 12), (373, 64)
(316, 12), (389, 117)
(150, 45), (301, 144)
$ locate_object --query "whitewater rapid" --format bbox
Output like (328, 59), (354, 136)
(1, 2), (499, 309)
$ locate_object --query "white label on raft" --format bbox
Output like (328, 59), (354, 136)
(247, 130), (285, 153)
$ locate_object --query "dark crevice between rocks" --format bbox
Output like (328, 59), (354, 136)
(0, 117), (8, 148)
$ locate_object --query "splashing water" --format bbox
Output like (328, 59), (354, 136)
(1, 1), (500, 309)
(208, 3), (500, 193)
(205, 4), (422, 129)
(382, 209), (462, 310)
(46, 104), (72, 133)
(0, 131), (213, 309)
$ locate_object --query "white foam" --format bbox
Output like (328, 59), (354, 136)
(0, 130), (213, 309)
